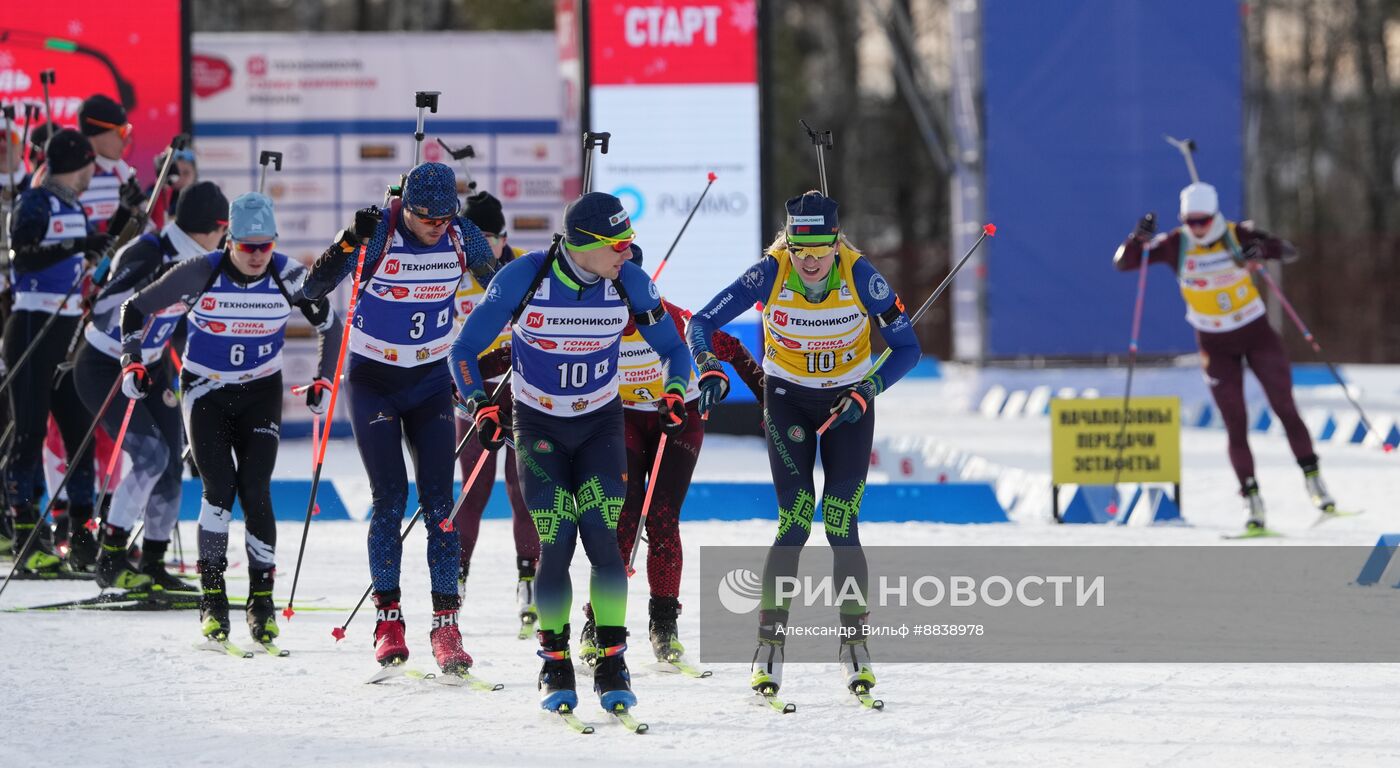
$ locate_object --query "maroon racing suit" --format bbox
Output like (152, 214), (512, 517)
(617, 301), (765, 598)
(1114, 223), (1319, 491)
(454, 346), (538, 570)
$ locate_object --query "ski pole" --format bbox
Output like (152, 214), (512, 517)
(0, 372), (125, 601)
(39, 70), (56, 132)
(1249, 262), (1386, 451)
(94, 394), (140, 523)
(800, 119), (834, 196)
(1106, 227), (1154, 511)
(625, 432), (668, 577)
(650, 172), (717, 283)
(817, 222), (997, 435)
(257, 150), (283, 194)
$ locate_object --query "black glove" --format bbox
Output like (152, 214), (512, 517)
(467, 395), (507, 452)
(1134, 213), (1156, 242)
(83, 232), (114, 258)
(295, 295), (333, 331)
(694, 352), (730, 416)
(119, 176), (147, 211)
(353, 206), (382, 240)
(827, 379), (878, 431)
(657, 389), (688, 437)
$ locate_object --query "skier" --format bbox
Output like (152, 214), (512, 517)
(451, 190), (539, 632)
(1115, 181), (1337, 534)
(450, 191), (694, 717)
(76, 94), (143, 235)
(598, 275), (766, 669)
(293, 162), (496, 674)
(146, 145), (198, 230)
(71, 181), (230, 587)
(686, 191), (921, 703)
(119, 191), (340, 644)
(3, 128), (107, 575)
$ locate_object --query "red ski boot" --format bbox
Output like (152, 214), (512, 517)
(372, 591), (408, 666)
(430, 609), (474, 675)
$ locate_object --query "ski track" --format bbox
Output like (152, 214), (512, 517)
(4, 375), (1400, 767)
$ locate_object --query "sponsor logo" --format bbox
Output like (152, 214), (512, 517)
(195, 318), (227, 333)
(632, 386), (654, 400)
(534, 439), (553, 452)
(372, 284), (410, 299)
(648, 282), (659, 300)
(412, 285), (453, 301)
(459, 300), (475, 314)
(772, 310), (789, 326)
(868, 274), (890, 301)
(201, 296), (217, 311)
(788, 425), (806, 442)
(807, 339), (848, 351)
(369, 411), (394, 425)
(561, 339), (605, 352)
(571, 398), (588, 412)
(416, 348), (430, 361)
(384, 259), (400, 275)
(191, 54), (233, 98)
(525, 312), (545, 329)
(790, 313), (860, 328)
(384, 348), (398, 362)
(789, 215), (826, 226)
(608, 209), (629, 227)
(538, 395), (554, 410)
(768, 328), (802, 350)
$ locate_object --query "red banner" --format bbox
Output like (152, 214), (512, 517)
(588, 0), (757, 86)
(0, 0), (186, 185)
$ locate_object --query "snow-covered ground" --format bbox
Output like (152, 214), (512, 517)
(4, 370), (1399, 767)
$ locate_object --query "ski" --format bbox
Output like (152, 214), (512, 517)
(195, 638), (254, 659)
(5, 568), (97, 581)
(608, 702), (649, 734)
(755, 687), (797, 714)
(850, 683), (884, 710)
(648, 658), (713, 678)
(550, 703), (594, 734)
(7, 588), (197, 612)
(257, 642), (290, 657)
(432, 669), (504, 692)
(517, 614), (537, 640)
(1311, 508), (1365, 528)
(365, 659), (429, 684)
(1223, 526), (1284, 540)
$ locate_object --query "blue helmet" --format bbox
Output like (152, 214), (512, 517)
(403, 162), (461, 219)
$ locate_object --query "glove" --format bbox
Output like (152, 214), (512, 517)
(295, 295), (333, 332)
(827, 379), (878, 431)
(657, 389), (688, 437)
(353, 206), (382, 240)
(1133, 213), (1156, 242)
(694, 352), (730, 416)
(467, 395), (507, 452)
(118, 176), (147, 211)
(120, 355), (150, 400)
(83, 233), (114, 260)
(305, 378), (332, 415)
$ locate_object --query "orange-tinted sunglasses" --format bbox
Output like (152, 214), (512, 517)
(83, 117), (133, 139)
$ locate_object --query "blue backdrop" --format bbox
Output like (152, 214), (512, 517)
(982, 0), (1242, 358)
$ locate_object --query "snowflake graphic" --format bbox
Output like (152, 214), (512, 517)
(729, 0), (758, 35)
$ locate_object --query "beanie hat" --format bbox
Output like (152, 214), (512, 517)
(785, 191), (839, 246)
(563, 191), (634, 251)
(228, 192), (277, 241)
(1179, 182), (1219, 218)
(403, 162), (460, 219)
(462, 191), (506, 235)
(78, 94), (128, 137)
(44, 129), (96, 175)
(176, 181), (230, 235)
(27, 122), (53, 165)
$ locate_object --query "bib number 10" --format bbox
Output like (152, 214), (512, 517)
(805, 351), (836, 373)
(557, 360), (611, 389)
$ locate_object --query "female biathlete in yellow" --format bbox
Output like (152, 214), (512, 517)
(686, 191), (921, 707)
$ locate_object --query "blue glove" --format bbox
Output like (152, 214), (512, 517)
(694, 352), (729, 416)
(827, 379), (878, 431)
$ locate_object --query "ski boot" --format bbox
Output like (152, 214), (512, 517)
(372, 590), (409, 666)
(1241, 478), (1268, 535)
(429, 593), (473, 675)
(648, 596), (685, 663)
(537, 625), (578, 711)
(12, 503), (62, 575)
(591, 625), (636, 711)
(516, 557), (538, 635)
(200, 561), (232, 639)
(246, 568), (279, 644)
(51, 501), (71, 554)
(96, 525), (153, 589)
(456, 560), (469, 599)
(64, 505), (98, 572)
(1302, 461), (1337, 512)
(140, 539), (198, 592)
(579, 602), (599, 667)
(750, 609), (788, 695)
(839, 612), (877, 693)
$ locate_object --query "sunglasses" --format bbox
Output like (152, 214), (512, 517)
(1184, 215), (1214, 228)
(484, 232), (507, 242)
(791, 244), (836, 259)
(575, 227), (636, 253)
(83, 117), (133, 139)
(418, 215), (453, 227)
(233, 241), (274, 254)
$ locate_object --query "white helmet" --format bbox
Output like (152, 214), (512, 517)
(1179, 182), (1219, 219)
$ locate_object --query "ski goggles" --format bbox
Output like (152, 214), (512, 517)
(790, 243), (836, 260)
(572, 226), (636, 253)
(83, 117), (133, 139)
(233, 240), (274, 254)
(1183, 215), (1215, 228)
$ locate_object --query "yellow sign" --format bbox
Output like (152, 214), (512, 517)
(1051, 396), (1181, 484)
